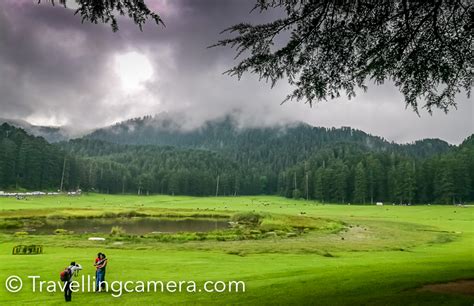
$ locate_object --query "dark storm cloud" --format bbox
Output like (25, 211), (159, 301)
(0, 0), (472, 143)
(0, 1), (125, 127)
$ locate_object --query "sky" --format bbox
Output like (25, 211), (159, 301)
(0, 0), (472, 144)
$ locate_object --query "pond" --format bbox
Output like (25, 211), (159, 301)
(6, 217), (230, 235)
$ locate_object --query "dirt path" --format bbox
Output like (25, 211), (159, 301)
(419, 279), (474, 296)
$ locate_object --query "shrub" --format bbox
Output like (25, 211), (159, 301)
(0, 220), (23, 229)
(231, 212), (262, 226)
(14, 231), (29, 236)
(54, 228), (72, 235)
(110, 226), (126, 236)
(264, 231), (277, 238)
(275, 230), (287, 236)
(117, 211), (147, 218)
(101, 212), (116, 218)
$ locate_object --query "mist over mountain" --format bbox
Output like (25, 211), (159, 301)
(0, 113), (455, 160)
(84, 114), (452, 159)
(0, 118), (71, 143)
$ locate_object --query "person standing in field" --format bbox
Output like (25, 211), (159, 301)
(94, 252), (101, 290)
(61, 261), (82, 302)
(94, 253), (108, 291)
(100, 253), (108, 289)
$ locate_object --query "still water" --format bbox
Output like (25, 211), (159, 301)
(9, 217), (229, 235)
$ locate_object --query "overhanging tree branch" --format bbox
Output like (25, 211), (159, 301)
(213, 0), (473, 113)
(38, 0), (164, 31)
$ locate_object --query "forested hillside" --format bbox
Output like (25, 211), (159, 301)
(73, 116), (472, 204)
(0, 118), (69, 143)
(1, 120), (472, 204)
(0, 123), (66, 190)
(60, 139), (245, 195)
(87, 115), (452, 160)
(281, 141), (473, 205)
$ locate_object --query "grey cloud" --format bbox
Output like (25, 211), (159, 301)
(0, 0), (472, 144)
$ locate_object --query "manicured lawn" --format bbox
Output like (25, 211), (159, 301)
(0, 194), (472, 305)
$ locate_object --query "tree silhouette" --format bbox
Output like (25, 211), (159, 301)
(39, 0), (164, 31)
(214, 0), (473, 113)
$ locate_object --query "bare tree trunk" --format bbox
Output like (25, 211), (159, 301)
(370, 169), (374, 205)
(60, 156), (66, 192)
(234, 177), (238, 196)
(294, 172), (297, 191)
(88, 163), (93, 187)
(215, 175), (220, 197)
(306, 173), (309, 200)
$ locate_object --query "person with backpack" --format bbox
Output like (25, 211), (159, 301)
(60, 262), (82, 302)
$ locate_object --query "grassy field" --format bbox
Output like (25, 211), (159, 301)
(0, 194), (472, 305)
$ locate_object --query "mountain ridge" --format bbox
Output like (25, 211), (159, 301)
(1, 114), (459, 151)
(0, 118), (70, 143)
(1, 122), (472, 203)
(84, 114), (453, 159)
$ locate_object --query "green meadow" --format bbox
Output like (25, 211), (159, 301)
(0, 194), (472, 305)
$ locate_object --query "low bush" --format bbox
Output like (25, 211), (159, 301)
(14, 231), (29, 236)
(231, 212), (262, 226)
(110, 226), (126, 236)
(0, 220), (23, 229)
(117, 211), (148, 218)
(54, 228), (73, 235)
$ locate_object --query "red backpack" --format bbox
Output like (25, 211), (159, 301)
(60, 267), (71, 282)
